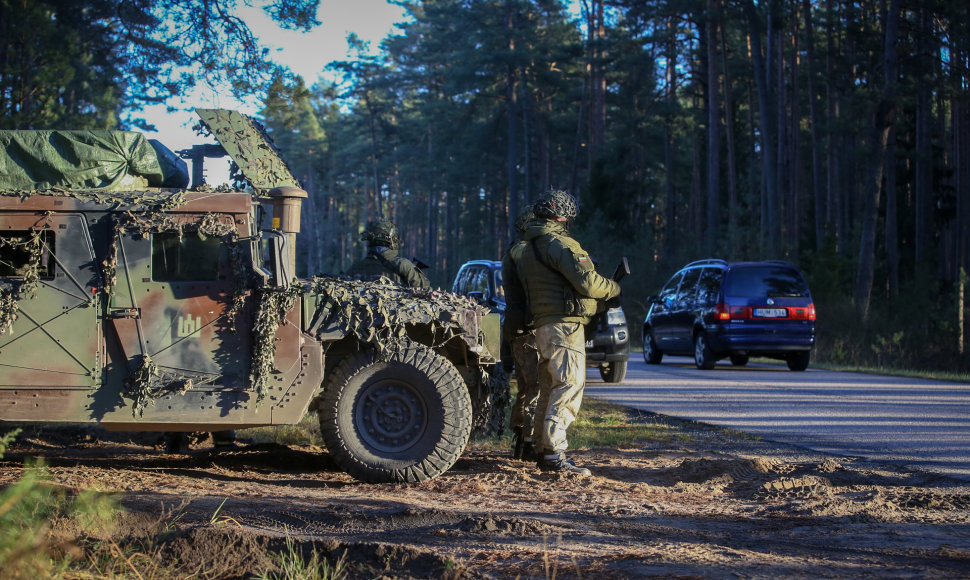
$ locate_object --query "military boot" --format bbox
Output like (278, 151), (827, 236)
(520, 440), (536, 462)
(538, 453), (591, 476)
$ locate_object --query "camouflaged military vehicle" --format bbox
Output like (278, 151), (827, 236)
(0, 109), (506, 483)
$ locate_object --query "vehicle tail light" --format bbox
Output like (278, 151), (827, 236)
(790, 303), (816, 320)
(715, 303), (749, 320)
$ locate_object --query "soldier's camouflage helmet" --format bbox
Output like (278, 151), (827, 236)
(514, 208), (535, 234)
(533, 190), (578, 221)
(361, 219), (402, 249)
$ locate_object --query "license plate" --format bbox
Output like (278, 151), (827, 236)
(754, 308), (787, 318)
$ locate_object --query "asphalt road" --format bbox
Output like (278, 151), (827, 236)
(584, 356), (970, 480)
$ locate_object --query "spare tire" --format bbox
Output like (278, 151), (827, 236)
(318, 343), (472, 483)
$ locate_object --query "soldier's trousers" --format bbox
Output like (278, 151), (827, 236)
(509, 332), (540, 439)
(534, 321), (586, 454)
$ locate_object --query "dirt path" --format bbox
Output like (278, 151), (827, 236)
(2, 415), (970, 579)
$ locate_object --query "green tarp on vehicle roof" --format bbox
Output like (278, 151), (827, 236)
(0, 130), (189, 191)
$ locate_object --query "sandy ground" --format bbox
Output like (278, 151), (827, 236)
(2, 410), (970, 579)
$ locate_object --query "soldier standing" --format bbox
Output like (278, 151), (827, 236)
(502, 209), (540, 461)
(507, 191), (620, 475)
(345, 219), (431, 289)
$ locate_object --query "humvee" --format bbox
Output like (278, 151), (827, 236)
(0, 109), (506, 483)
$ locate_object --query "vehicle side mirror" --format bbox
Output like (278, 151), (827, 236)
(467, 291), (486, 304)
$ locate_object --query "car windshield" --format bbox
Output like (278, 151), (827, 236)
(725, 266), (809, 298)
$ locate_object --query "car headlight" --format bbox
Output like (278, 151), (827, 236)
(607, 307), (626, 326)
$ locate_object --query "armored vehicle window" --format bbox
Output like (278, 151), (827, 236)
(0, 231), (55, 278)
(152, 232), (222, 281)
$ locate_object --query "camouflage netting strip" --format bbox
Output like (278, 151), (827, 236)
(474, 363), (510, 436)
(0, 187), (189, 206)
(306, 276), (485, 357)
(124, 354), (198, 418)
(249, 285), (302, 405)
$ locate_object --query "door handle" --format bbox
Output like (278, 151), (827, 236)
(107, 308), (140, 319)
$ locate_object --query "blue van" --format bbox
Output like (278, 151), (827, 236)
(642, 260), (816, 370)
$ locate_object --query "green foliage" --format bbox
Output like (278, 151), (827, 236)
(569, 399), (676, 449)
(0, 430), (118, 580)
(0, 0), (322, 130)
(254, 537), (349, 580)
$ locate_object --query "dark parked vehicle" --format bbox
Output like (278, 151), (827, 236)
(642, 259), (816, 371)
(453, 260), (630, 382)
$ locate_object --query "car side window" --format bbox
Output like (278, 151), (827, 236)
(658, 271), (684, 306)
(676, 268), (702, 307)
(697, 268), (724, 307)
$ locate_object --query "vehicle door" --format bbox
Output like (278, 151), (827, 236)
(669, 266), (701, 350)
(107, 215), (250, 397)
(649, 270), (684, 347)
(0, 213), (100, 399)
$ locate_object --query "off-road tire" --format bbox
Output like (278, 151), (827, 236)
(318, 343), (472, 483)
(787, 351), (810, 371)
(642, 330), (663, 364)
(599, 360), (628, 383)
(694, 332), (716, 370)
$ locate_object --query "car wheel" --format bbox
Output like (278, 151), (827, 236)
(318, 343), (472, 483)
(730, 354), (749, 366)
(642, 330), (663, 364)
(694, 332), (716, 370)
(599, 360), (628, 383)
(787, 351), (810, 371)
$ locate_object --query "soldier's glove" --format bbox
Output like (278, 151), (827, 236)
(605, 295), (622, 309)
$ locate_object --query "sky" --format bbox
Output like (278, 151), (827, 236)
(143, 0), (410, 182)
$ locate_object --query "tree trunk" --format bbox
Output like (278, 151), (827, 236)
(720, 21), (739, 256)
(854, 0), (900, 321)
(705, 0), (721, 254)
(663, 14), (678, 261)
(743, 0), (780, 255)
(885, 125), (898, 296)
(587, 0), (606, 158)
(506, 2), (518, 242)
(915, 7), (933, 266)
(802, 0), (825, 252)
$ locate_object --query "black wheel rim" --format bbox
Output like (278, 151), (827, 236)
(356, 378), (428, 453)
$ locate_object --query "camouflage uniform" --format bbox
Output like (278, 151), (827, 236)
(345, 219), (431, 289)
(508, 191), (620, 475)
(502, 209), (540, 460)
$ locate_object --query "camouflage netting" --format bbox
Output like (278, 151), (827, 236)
(305, 275), (510, 435)
(124, 354), (198, 418)
(474, 363), (510, 436)
(305, 276), (485, 356)
(248, 285), (302, 405)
